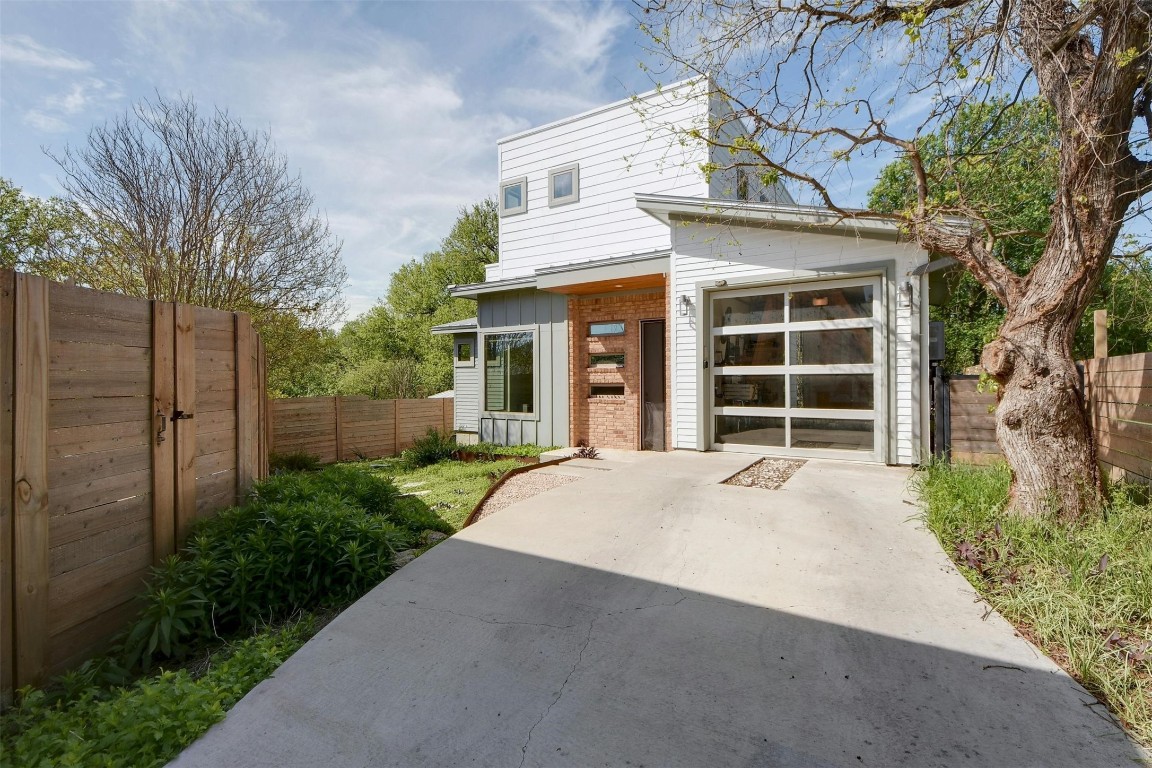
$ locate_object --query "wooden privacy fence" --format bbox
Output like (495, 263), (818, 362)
(270, 396), (453, 464)
(2, 270), (268, 692)
(942, 352), (1151, 484)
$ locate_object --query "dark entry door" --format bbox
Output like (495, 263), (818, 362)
(640, 320), (666, 450)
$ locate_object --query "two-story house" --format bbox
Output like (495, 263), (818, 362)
(434, 79), (931, 464)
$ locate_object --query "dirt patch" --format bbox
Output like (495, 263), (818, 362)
(723, 458), (806, 490)
(472, 471), (580, 523)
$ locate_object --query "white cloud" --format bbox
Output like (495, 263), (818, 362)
(0, 34), (91, 71)
(22, 110), (70, 133)
(124, 0), (284, 71)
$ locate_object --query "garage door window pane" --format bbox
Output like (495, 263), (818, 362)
(715, 415), (785, 446)
(715, 376), (785, 407)
(715, 333), (785, 366)
(791, 328), (872, 365)
(790, 418), (873, 451)
(790, 285), (873, 322)
(791, 374), (874, 409)
(714, 293), (784, 326)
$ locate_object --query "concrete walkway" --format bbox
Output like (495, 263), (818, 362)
(172, 452), (1148, 768)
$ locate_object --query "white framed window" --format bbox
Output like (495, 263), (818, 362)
(455, 339), (475, 368)
(500, 177), (527, 216)
(548, 163), (579, 207)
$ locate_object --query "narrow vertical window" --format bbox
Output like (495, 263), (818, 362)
(485, 332), (534, 413)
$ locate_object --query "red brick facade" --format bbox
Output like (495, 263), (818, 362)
(568, 291), (670, 450)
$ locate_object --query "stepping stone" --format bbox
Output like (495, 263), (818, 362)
(399, 490), (431, 497)
(399, 482), (427, 489)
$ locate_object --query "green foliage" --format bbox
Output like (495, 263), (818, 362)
(915, 462), (1152, 746)
(269, 450), (322, 474)
(0, 178), (86, 277)
(1, 617), (315, 768)
(462, 442), (557, 459)
(401, 428), (458, 468)
(256, 310), (341, 398)
(119, 465), (427, 669)
(367, 457), (523, 530)
(869, 100), (1152, 371)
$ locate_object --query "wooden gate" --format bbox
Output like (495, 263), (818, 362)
(2, 271), (268, 690)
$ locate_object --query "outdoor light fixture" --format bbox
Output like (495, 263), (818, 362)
(811, 296), (829, 307)
(715, 279), (727, 287)
(898, 280), (914, 308)
(678, 294), (692, 316)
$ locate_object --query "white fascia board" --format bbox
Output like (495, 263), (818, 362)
(448, 276), (538, 299)
(535, 252), (670, 290)
(635, 193), (970, 239)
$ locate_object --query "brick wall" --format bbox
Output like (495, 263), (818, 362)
(569, 291), (669, 450)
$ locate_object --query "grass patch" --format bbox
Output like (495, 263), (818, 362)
(360, 457), (522, 531)
(1, 614), (319, 768)
(460, 442), (559, 459)
(914, 461), (1152, 747)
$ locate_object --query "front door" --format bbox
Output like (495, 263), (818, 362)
(708, 277), (883, 461)
(641, 319), (666, 450)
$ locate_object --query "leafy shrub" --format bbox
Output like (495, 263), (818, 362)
(573, 441), (600, 460)
(269, 450), (321, 474)
(122, 494), (406, 669)
(252, 463), (399, 516)
(461, 442), (557, 459)
(2, 617), (315, 768)
(401, 428), (457, 468)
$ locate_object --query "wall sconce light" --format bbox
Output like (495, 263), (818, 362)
(678, 294), (692, 316)
(715, 279), (727, 287)
(898, 280), (914, 309)
(811, 296), (829, 307)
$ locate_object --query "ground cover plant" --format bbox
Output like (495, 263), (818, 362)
(458, 441), (558, 459)
(1, 463), (454, 768)
(365, 456), (522, 530)
(915, 462), (1152, 746)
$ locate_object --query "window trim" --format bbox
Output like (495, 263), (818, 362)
(499, 177), (527, 217)
(480, 327), (538, 418)
(548, 163), (580, 207)
(454, 338), (475, 368)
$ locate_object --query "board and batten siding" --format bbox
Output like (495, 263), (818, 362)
(453, 333), (480, 433)
(669, 220), (927, 465)
(493, 82), (711, 281)
(476, 290), (569, 447)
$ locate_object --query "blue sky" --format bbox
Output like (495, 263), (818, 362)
(0, 0), (659, 320)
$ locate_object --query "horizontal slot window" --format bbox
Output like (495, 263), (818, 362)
(714, 375), (785, 408)
(791, 374), (874, 410)
(589, 321), (625, 336)
(590, 353), (625, 368)
(590, 385), (625, 398)
(714, 293), (784, 327)
(715, 332), (785, 367)
(791, 418), (874, 451)
(715, 415), (785, 446)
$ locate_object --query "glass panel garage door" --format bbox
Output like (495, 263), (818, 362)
(710, 278), (882, 460)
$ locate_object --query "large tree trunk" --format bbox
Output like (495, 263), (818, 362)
(981, 310), (1100, 519)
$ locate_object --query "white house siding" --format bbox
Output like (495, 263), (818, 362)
(452, 333), (480, 433)
(493, 83), (711, 281)
(475, 289), (569, 447)
(669, 219), (928, 465)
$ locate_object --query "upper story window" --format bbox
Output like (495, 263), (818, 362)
(548, 163), (579, 207)
(500, 177), (527, 216)
(736, 168), (749, 201)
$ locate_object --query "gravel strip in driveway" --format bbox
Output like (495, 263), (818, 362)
(723, 457), (807, 489)
(472, 471), (580, 522)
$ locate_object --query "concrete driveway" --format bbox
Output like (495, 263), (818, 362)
(172, 452), (1148, 767)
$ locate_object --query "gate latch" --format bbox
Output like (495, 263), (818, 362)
(173, 410), (195, 421)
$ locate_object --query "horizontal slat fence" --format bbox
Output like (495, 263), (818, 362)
(1085, 353), (1152, 486)
(270, 396), (453, 463)
(947, 376), (1001, 465)
(2, 270), (268, 692)
(945, 353), (1151, 485)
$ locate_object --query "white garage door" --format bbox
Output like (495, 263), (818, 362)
(708, 277), (883, 461)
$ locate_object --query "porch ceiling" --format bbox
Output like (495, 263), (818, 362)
(539, 273), (666, 295)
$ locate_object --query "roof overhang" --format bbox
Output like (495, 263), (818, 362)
(430, 317), (478, 335)
(535, 250), (669, 294)
(636, 194), (927, 240)
(448, 275), (537, 299)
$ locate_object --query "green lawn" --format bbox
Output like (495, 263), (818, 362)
(914, 461), (1152, 748)
(359, 457), (522, 530)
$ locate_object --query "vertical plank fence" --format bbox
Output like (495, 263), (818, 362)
(2, 270), (268, 691)
(270, 396), (453, 464)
